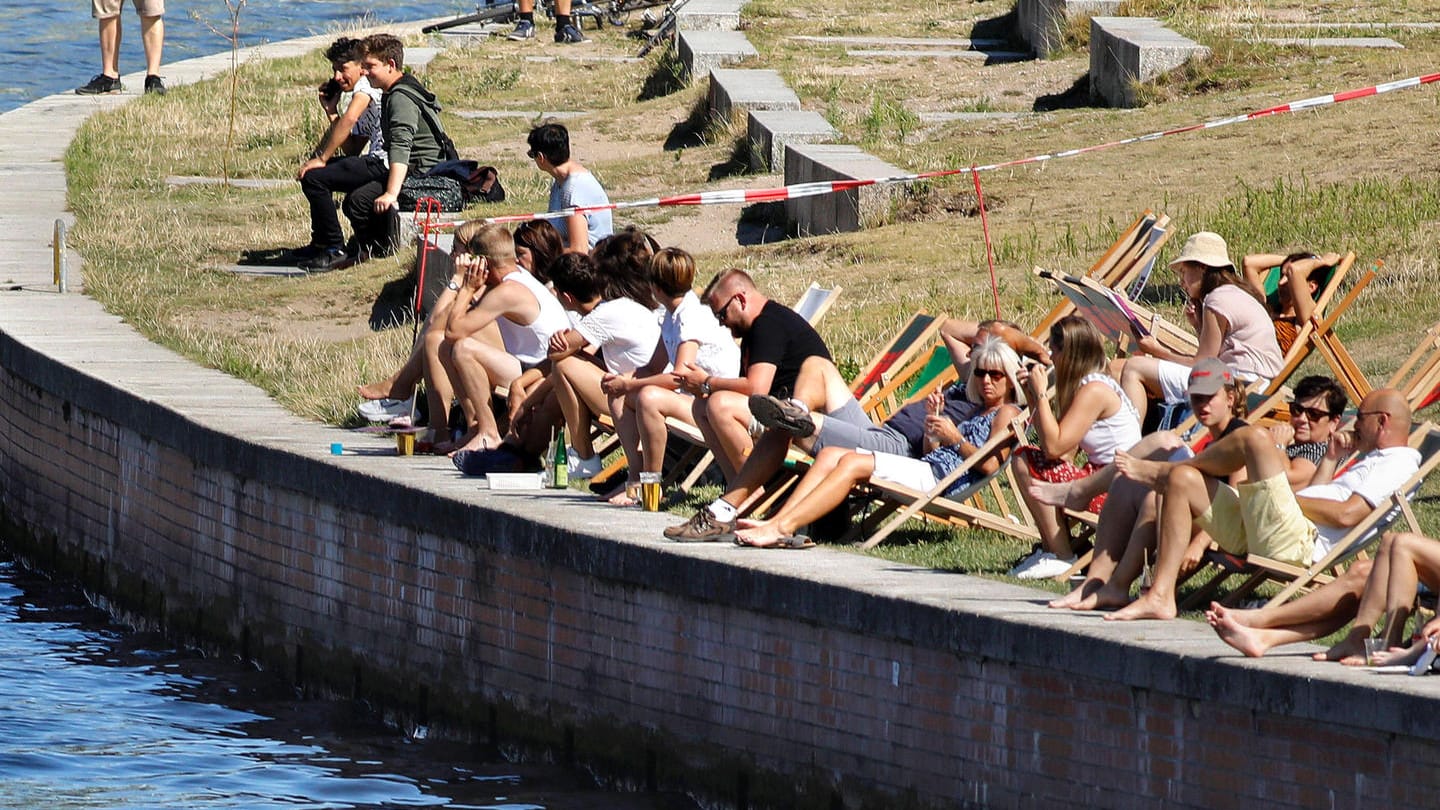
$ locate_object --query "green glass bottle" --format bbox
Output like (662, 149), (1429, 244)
(551, 427), (568, 489)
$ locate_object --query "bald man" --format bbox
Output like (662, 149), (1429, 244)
(1106, 388), (1418, 621)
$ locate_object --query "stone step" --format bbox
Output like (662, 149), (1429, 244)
(1016, 0), (1122, 57)
(846, 48), (1030, 61)
(916, 111), (1028, 123)
(1089, 16), (1211, 108)
(788, 35), (1012, 48)
(675, 0), (745, 32)
(746, 109), (839, 173)
(708, 68), (801, 128)
(1260, 36), (1403, 48)
(678, 30), (758, 80)
(783, 143), (907, 236)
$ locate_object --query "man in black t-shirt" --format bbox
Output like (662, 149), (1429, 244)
(666, 269), (869, 541)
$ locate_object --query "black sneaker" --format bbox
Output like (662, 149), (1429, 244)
(506, 20), (535, 40)
(297, 247), (353, 273)
(144, 75), (166, 95)
(288, 244), (327, 262)
(748, 394), (815, 438)
(76, 74), (122, 95)
(554, 23), (588, 44)
(662, 509), (736, 542)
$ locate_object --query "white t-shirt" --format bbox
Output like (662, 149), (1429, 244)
(1302, 444), (1422, 561)
(493, 268), (569, 367)
(576, 298), (662, 374)
(345, 75), (386, 162)
(662, 292), (741, 380)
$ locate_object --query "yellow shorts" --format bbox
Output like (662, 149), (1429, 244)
(1197, 472), (1316, 566)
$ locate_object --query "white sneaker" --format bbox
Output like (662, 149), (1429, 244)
(1009, 551), (1076, 580)
(567, 447), (603, 480)
(358, 396), (414, 422)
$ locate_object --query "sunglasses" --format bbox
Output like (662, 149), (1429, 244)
(1291, 404), (1335, 421)
(972, 368), (1007, 381)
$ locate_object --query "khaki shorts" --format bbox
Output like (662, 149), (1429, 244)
(1198, 472), (1316, 565)
(92, 0), (164, 19)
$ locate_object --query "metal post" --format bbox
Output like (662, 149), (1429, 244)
(53, 219), (68, 293)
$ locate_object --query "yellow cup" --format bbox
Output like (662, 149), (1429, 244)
(639, 472), (663, 512)
(396, 432), (416, 456)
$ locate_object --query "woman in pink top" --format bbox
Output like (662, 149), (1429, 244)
(1117, 231), (1282, 427)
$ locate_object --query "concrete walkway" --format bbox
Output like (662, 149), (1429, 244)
(0, 16), (1437, 749)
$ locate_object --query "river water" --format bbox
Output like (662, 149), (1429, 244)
(0, 545), (697, 809)
(1, 0), (475, 114)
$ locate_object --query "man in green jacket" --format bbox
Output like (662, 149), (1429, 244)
(301, 33), (450, 272)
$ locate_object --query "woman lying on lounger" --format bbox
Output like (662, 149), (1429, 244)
(732, 335), (1025, 549)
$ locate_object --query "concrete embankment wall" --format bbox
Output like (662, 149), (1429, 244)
(3, 22), (1440, 810)
(4, 317), (1440, 808)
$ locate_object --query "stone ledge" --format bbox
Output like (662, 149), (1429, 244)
(707, 68), (801, 128)
(782, 143), (906, 235)
(1089, 16), (1212, 108)
(746, 109), (839, 173)
(678, 29), (759, 81)
(675, 0), (744, 32)
(1015, 0), (1121, 57)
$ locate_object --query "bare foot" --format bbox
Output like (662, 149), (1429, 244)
(1028, 479), (1076, 510)
(1314, 636), (1366, 663)
(1078, 583), (1133, 612)
(735, 518), (766, 530)
(733, 525), (785, 547)
(1048, 579), (1094, 609)
(605, 484), (639, 507)
(1206, 601), (1258, 628)
(358, 380), (407, 401)
(1115, 451), (1169, 489)
(1210, 608), (1272, 657)
(1104, 592), (1177, 622)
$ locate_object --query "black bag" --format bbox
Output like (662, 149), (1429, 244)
(398, 175), (465, 212)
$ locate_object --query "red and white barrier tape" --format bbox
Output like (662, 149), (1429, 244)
(432, 71), (1440, 231)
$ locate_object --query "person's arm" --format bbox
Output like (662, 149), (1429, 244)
(374, 89), (419, 213)
(562, 211), (589, 254)
(1242, 253), (1285, 299)
(1133, 306), (1218, 364)
(299, 92), (373, 178)
(929, 403), (1021, 474)
(1284, 254), (1335, 325)
(1030, 379), (1114, 458)
(445, 279), (535, 343)
(1297, 492), (1374, 531)
(621, 340), (687, 393)
(547, 327), (591, 361)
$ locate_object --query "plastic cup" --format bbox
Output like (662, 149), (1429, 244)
(396, 432), (415, 456)
(639, 472), (663, 512)
(330, 442), (343, 456)
(1364, 637), (1386, 666)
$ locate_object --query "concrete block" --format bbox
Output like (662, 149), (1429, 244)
(783, 143), (908, 235)
(746, 109), (839, 172)
(1089, 17), (1211, 108)
(675, 0), (745, 32)
(708, 69), (801, 128)
(678, 30), (758, 81)
(1261, 36), (1403, 49)
(1015, 0), (1122, 57)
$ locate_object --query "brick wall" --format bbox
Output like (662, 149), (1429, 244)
(2, 330), (1438, 809)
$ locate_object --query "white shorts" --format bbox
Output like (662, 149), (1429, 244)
(863, 449), (938, 492)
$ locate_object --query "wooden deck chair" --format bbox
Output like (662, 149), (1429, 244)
(1387, 320), (1440, 413)
(849, 311), (947, 405)
(1033, 210), (1173, 338)
(1178, 422), (1440, 610)
(849, 412), (1039, 549)
(858, 342), (960, 425)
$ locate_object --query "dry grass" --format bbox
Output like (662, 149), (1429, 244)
(65, 0), (1440, 419)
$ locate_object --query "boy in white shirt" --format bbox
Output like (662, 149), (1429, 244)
(547, 253), (662, 479)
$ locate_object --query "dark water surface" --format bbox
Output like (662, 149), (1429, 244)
(0, 547), (697, 809)
(1, 0), (474, 114)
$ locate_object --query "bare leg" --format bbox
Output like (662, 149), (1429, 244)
(1011, 456), (1072, 558)
(608, 392), (642, 502)
(721, 429), (792, 507)
(551, 355), (608, 459)
(1051, 478), (1151, 610)
(1107, 464), (1218, 621)
(635, 386), (695, 474)
(140, 15), (163, 76)
(98, 16), (121, 78)
(735, 448), (872, 546)
(692, 390), (753, 484)
(1030, 432), (1183, 510)
(422, 330), (456, 443)
(787, 356), (854, 414)
(1118, 355), (1162, 429)
(447, 336), (521, 454)
(360, 305), (449, 400)
(1120, 425), (1285, 489)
